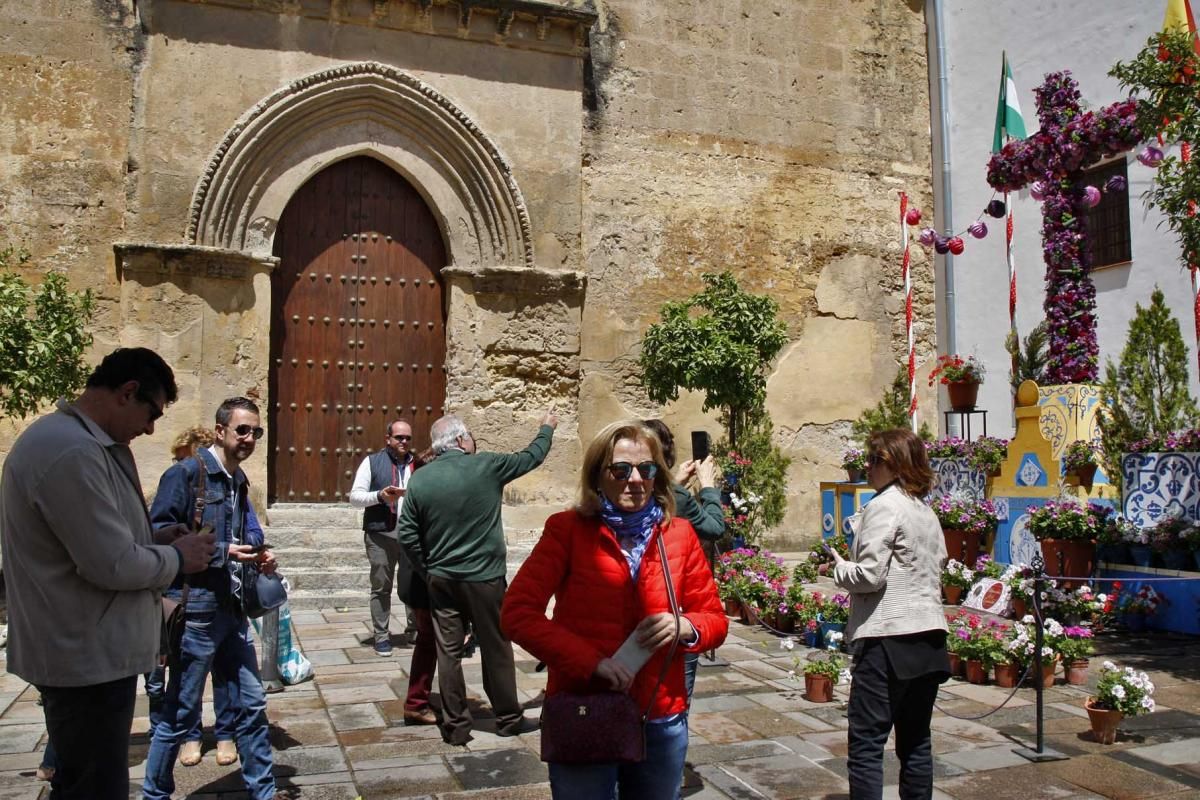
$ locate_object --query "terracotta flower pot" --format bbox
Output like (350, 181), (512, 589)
(1039, 538), (1096, 590)
(738, 604), (750, 624)
(1026, 659), (1057, 688)
(964, 659), (988, 685)
(946, 381), (980, 412)
(804, 672), (834, 703)
(1011, 597), (1028, 619)
(948, 652), (964, 677)
(942, 585), (963, 605)
(774, 616), (795, 634)
(1068, 463), (1098, 489)
(846, 468), (866, 483)
(993, 661), (1020, 688)
(943, 528), (983, 569)
(1065, 658), (1090, 686)
(1085, 697), (1123, 744)
(723, 598), (740, 617)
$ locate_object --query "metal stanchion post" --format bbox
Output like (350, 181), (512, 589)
(1013, 553), (1068, 763)
(700, 541), (729, 667)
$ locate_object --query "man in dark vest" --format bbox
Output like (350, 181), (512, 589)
(349, 419), (421, 658)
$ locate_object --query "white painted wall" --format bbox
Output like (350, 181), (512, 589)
(929, 0), (1197, 437)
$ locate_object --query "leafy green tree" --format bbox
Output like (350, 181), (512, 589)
(639, 271), (788, 446)
(0, 247), (95, 419)
(851, 365), (933, 445)
(1098, 287), (1199, 490)
(1004, 321), (1049, 393)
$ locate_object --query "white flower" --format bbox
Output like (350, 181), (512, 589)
(837, 667), (852, 685)
(1045, 619), (1064, 637)
(780, 637), (796, 652)
(1142, 697), (1155, 712)
(1102, 660), (1117, 672)
(1111, 685), (1126, 700)
(1022, 615), (1035, 624)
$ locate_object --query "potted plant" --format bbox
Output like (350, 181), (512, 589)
(968, 436), (1009, 477)
(945, 612), (967, 677)
(791, 558), (819, 585)
(1149, 514), (1192, 570)
(1062, 440), (1100, 489)
(928, 353), (986, 411)
(941, 558), (975, 605)
(1097, 514), (1136, 564)
(1056, 625), (1095, 685)
(1086, 660), (1156, 744)
(1027, 499), (1111, 587)
(1001, 563), (1033, 618)
(1005, 616), (1061, 688)
(842, 447), (867, 483)
(815, 592), (850, 648)
(931, 496), (999, 566)
(801, 650), (846, 703)
(955, 614), (1009, 684)
(1120, 521), (1155, 567)
(1118, 584), (1162, 632)
(1185, 523), (1200, 572)
(786, 584), (821, 647)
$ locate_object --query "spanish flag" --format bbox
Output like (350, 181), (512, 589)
(1163, 0), (1199, 53)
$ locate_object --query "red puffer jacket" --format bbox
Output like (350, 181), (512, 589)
(501, 510), (728, 720)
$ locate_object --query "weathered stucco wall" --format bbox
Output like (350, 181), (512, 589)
(0, 0), (936, 544)
(579, 0), (937, 544)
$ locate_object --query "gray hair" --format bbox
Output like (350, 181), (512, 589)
(430, 415), (468, 455)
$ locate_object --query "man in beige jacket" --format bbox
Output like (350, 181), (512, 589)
(0, 348), (215, 799)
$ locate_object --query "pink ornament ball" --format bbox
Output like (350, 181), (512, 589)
(968, 221), (988, 239)
(918, 227), (937, 247)
(1137, 146), (1164, 167)
(1030, 180), (1047, 201)
(1082, 185), (1102, 208)
(948, 237), (965, 255)
(905, 208), (922, 226)
(1106, 175), (1128, 193)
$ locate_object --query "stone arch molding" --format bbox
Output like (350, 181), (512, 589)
(187, 61), (534, 269)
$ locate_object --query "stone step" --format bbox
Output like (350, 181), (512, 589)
(264, 503), (360, 529)
(263, 525), (543, 548)
(273, 547), (363, 570)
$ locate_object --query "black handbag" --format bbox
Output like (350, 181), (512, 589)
(539, 530), (682, 765)
(240, 562), (287, 619)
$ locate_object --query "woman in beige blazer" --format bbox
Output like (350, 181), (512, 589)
(830, 429), (950, 800)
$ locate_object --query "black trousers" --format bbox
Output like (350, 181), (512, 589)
(427, 575), (522, 744)
(847, 639), (940, 800)
(39, 675), (139, 800)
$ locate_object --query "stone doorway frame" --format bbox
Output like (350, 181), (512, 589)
(186, 60), (535, 271)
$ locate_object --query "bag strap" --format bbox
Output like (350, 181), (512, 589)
(179, 454), (209, 608)
(641, 526), (682, 722)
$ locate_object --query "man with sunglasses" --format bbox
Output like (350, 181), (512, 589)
(349, 420), (424, 660)
(0, 347), (216, 799)
(397, 411), (557, 746)
(143, 397), (287, 800)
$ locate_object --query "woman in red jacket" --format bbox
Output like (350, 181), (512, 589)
(502, 421), (728, 799)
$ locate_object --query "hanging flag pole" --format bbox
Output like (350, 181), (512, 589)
(901, 191), (917, 432)
(993, 52), (1028, 386)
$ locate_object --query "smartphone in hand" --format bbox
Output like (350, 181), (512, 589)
(690, 431), (711, 462)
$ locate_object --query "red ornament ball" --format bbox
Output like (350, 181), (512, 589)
(948, 236), (965, 255)
(905, 208), (922, 226)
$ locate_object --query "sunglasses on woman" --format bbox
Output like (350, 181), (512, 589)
(867, 452), (886, 466)
(605, 461), (658, 481)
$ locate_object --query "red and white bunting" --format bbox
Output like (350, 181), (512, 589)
(900, 192), (917, 431)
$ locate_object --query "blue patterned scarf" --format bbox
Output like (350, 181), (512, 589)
(600, 495), (663, 581)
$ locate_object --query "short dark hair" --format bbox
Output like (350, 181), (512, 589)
(641, 419), (676, 468)
(386, 419), (412, 437)
(86, 348), (178, 405)
(215, 396), (260, 426)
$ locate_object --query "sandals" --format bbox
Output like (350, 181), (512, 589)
(216, 739), (238, 766)
(178, 740), (202, 767)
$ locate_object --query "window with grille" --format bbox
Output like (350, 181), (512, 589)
(1083, 158), (1132, 269)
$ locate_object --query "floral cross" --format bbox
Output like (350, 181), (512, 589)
(987, 72), (1143, 384)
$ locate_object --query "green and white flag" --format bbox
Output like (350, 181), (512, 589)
(992, 52), (1027, 152)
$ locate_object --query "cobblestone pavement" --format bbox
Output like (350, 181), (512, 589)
(0, 605), (1197, 799)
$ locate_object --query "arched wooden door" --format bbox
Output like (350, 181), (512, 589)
(269, 156), (447, 503)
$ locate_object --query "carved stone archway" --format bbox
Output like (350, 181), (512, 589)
(187, 61), (534, 269)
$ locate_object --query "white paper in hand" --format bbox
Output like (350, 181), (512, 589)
(612, 629), (654, 674)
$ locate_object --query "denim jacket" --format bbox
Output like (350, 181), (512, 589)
(149, 449), (263, 612)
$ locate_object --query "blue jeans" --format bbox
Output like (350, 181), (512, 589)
(548, 714), (689, 800)
(142, 608), (275, 800)
(683, 651), (699, 702)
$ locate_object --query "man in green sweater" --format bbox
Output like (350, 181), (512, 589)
(397, 411), (557, 745)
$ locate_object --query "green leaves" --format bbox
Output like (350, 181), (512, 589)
(0, 247), (95, 419)
(639, 271), (788, 421)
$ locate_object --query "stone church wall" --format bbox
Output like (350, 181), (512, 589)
(0, 0), (936, 545)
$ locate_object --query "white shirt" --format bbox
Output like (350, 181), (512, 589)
(349, 452), (413, 523)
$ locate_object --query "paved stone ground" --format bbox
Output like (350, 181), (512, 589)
(0, 603), (1197, 799)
